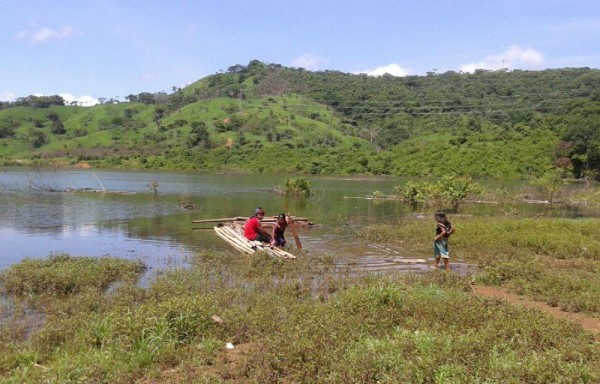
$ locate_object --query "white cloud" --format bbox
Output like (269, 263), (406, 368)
(360, 63), (412, 77)
(17, 26), (75, 43)
(59, 93), (99, 107)
(0, 92), (16, 102)
(291, 54), (328, 70)
(461, 45), (544, 73)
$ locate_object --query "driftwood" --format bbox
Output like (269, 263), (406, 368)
(193, 216), (313, 225)
(192, 217), (247, 223)
(63, 187), (136, 195)
(286, 214), (302, 250)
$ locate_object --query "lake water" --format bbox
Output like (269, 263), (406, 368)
(1, 167), (597, 278)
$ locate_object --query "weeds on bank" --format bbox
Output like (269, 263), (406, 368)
(358, 216), (600, 316)
(0, 251), (598, 383)
(0, 253), (145, 299)
(375, 177), (600, 214)
(568, 186), (600, 204)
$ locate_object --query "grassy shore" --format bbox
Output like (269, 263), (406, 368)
(0, 251), (598, 383)
(358, 216), (600, 317)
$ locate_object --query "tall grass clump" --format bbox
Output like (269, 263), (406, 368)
(0, 253), (146, 298)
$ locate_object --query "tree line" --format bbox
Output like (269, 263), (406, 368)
(1, 61), (599, 179)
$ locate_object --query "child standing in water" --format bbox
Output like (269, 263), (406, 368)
(433, 211), (454, 271)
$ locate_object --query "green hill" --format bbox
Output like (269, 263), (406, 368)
(2, 61), (600, 179)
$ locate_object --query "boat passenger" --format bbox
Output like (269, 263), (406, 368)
(271, 213), (287, 247)
(244, 207), (272, 243)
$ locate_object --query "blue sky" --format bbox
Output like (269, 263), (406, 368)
(2, 0), (600, 105)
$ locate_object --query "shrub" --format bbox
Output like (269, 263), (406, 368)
(278, 177), (312, 197)
(529, 167), (569, 202)
(395, 175), (482, 212)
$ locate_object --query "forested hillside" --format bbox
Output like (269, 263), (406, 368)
(1, 61), (600, 179)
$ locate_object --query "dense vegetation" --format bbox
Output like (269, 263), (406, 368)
(0, 252), (598, 383)
(2, 61), (600, 179)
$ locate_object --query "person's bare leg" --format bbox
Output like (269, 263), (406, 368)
(434, 257), (440, 269)
(443, 258), (450, 271)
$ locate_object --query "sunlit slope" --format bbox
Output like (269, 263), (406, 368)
(2, 62), (597, 177)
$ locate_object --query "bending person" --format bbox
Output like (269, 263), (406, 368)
(244, 207), (272, 243)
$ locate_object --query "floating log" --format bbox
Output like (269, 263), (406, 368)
(192, 217), (247, 224)
(64, 188), (136, 195)
(193, 216), (313, 225)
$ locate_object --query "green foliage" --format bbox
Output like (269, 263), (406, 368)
(0, 251), (597, 382)
(278, 176), (312, 197)
(358, 216), (600, 317)
(0, 95), (65, 109)
(560, 100), (600, 178)
(395, 175), (483, 211)
(396, 180), (435, 207)
(0, 253), (145, 298)
(371, 190), (387, 198)
(1, 64), (599, 178)
(27, 128), (47, 148)
(529, 168), (569, 202)
(0, 122), (15, 138)
(187, 121), (210, 148)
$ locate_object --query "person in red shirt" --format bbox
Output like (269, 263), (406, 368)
(244, 207), (272, 243)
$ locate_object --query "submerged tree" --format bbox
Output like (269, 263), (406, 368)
(395, 175), (482, 212)
(277, 177), (312, 198)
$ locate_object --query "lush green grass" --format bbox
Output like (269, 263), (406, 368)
(0, 253), (146, 299)
(0, 251), (598, 382)
(1, 95), (380, 174)
(358, 216), (600, 316)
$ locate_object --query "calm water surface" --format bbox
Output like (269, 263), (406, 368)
(1, 167), (597, 278)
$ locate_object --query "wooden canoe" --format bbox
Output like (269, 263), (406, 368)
(214, 222), (297, 259)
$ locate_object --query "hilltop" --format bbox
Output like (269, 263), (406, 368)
(1, 61), (600, 179)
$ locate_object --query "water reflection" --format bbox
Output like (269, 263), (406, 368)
(1, 167), (599, 278)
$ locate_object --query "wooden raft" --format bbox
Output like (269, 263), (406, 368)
(214, 223), (297, 259)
